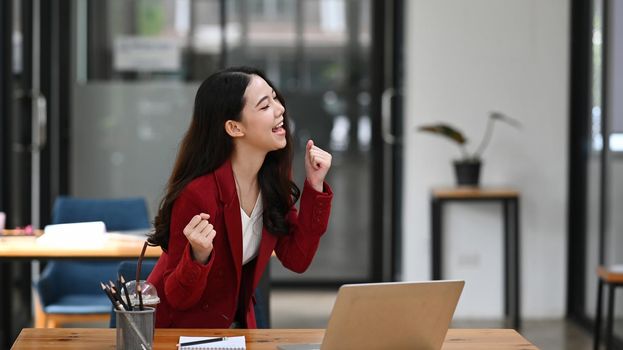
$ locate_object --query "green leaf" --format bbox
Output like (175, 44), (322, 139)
(489, 111), (521, 128)
(418, 124), (467, 145)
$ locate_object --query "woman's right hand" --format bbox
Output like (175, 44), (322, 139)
(183, 213), (216, 264)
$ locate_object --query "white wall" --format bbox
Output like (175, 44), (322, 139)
(402, 0), (569, 318)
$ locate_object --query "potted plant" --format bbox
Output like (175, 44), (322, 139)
(418, 111), (520, 187)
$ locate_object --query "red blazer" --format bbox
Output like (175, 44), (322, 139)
(147, 159), (332, 328)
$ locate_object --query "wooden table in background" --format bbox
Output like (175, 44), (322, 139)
(11, 328), (539, 349)
(431, 187), (521, 330)
(0, 232), (162, 259)
(0, 233), (162, 349)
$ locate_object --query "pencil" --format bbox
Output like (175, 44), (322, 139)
(109, 280), (129, 311)
(137, 283), (144, 311)
(120, 275), (133, 310)
(100, 282), (123, 311)
(137, 241), (148, 310)
(178, 337), (227, 347)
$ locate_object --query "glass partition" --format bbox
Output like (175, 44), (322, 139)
(583, 0), (623, 338)
(72, 0), (373, 283)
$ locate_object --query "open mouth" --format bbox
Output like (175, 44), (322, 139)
(272, 121), (284, 133)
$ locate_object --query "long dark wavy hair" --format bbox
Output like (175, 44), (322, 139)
(148, 67), (300, 251)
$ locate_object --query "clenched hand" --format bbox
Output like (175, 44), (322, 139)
(183, 213), (216, 264)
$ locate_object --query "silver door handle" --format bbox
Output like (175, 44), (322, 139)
(381, 88), (396, 144)
(32, 92), (47, 151)
(9, 91), (46, 152)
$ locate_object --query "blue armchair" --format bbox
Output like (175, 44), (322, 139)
(35, 196), (150, 328)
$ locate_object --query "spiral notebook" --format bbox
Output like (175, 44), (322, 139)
(178, 336), (246, 349)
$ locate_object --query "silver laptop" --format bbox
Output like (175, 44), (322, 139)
(277, 280), (464, 350)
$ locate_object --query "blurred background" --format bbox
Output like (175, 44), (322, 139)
(2, 0), (623, 349)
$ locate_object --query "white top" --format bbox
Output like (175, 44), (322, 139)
(241, 192), (263, 265)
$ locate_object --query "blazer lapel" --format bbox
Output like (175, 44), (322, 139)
(214, 160), (243, 284)
(214, 159), (278, 289)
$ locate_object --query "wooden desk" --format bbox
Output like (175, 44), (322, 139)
(0, 234), (162, 348)
(11, 328), (538, 349)
(0, 234), (162, 260)
(431, 187), (521, 330)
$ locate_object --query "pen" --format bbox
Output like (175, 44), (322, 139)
(178, 337), (227, 347)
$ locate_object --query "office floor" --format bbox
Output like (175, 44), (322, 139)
(270, 289), (594, 350)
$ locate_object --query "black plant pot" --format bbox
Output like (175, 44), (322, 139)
(453, 160), (481, 187)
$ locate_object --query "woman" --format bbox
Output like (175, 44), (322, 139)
(147, 67), (333, 328)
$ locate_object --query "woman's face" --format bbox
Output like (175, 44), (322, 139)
(237, 75), (287, 152)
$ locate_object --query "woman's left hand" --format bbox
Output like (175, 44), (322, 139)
(305, 139), (332, 192)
